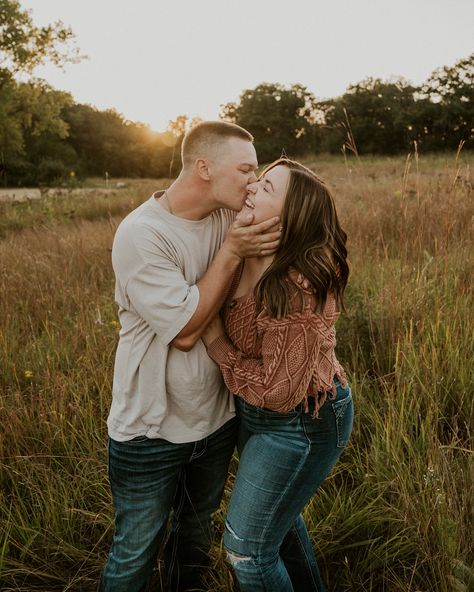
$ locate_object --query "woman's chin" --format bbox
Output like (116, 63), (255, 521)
(236, 206), (257, 222)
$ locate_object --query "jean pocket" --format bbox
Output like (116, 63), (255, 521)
(331, 391), (354, 448)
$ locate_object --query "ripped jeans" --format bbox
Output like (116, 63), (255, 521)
(224, 380), (353, 591)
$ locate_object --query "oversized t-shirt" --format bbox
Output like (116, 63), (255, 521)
(107, 192), (236, 443)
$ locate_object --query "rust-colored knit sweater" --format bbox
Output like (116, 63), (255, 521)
(207, 266), (347, 415)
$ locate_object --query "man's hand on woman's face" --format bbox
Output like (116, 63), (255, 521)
(223, 212), (281, 261)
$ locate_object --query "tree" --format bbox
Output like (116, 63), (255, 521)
(420, 53), (474, 149)
(316, 55), (474, 154)
(423, 53), (474, 103)
(317, 78), (417, 154)
(221, 83), (317, 162)
(0, 0), (80, 184)
(0, 77), (73, 184)
(0, 0), (80, 76)
(62, 104), (180, 179)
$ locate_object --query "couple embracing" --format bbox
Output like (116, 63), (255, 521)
(98, 121), (354, 592)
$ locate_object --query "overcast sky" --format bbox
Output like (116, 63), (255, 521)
(21, 0), (474, 132)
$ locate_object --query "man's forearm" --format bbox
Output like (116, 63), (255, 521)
(171, 213), (280, 351)
(170, 245), (240, 351)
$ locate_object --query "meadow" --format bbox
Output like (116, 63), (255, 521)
(0, 152), (473, 591)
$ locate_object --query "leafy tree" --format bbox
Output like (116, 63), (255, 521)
(221, 83), (317, 162)
(0, 0), (80, 185)
(63, 104), (178, 179)
(0, 78), (73, 184)
(423, 53), (474, 103)
(317, 55), (474, 155)
(166, 114), (188, 138)
(0, 0), (79, 75)
(0, 73), (23, 161)
(420, 53), (474, 149)
(317, 78), (417, 154)
(63, 105), (128, 176)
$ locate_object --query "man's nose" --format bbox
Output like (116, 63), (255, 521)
(248, 172), (258, 184)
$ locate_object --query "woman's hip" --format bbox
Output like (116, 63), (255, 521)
(235, 380), (354, 450)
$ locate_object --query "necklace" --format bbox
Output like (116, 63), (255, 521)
(163, 190), (173, 214)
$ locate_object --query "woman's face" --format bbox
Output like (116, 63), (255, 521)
(241, 165), (290, 224)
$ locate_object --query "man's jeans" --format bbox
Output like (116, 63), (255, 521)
(98, 417), (237, 592)
(225, 380), (354, 592)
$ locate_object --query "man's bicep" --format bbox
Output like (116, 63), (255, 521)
(127, 261), (200, 345)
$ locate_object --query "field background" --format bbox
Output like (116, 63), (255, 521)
(0, 152), (473, 591)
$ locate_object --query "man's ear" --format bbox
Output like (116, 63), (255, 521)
(196, 158), (211, 181)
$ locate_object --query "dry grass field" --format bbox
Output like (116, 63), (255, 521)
(0, 152), (473, 591)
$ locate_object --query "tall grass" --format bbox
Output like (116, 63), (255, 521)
(0, 153), (473, 591)
(0, 179), (160, 239)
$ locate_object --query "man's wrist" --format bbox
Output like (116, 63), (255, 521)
(220, 240), (244, 264)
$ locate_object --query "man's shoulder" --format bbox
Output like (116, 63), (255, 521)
(116, 196), (170, 238)
(119, 195), (157, 225)
(112, 197), (174, 263)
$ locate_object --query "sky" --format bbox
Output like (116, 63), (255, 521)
(21, 0), (474, 132)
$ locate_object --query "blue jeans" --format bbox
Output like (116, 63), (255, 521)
(224, 381), (354, 591)
(98, 417), (237, 592)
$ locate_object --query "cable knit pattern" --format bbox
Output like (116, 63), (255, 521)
(207, 267), (347, 415)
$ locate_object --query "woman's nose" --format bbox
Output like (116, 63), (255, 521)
(247, 181), (258, 194)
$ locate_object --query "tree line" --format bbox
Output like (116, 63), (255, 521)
(1, 0), (472, 187)
(222, 57), (473, 162)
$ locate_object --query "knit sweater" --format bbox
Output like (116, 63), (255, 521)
(207, 265), (347, 415)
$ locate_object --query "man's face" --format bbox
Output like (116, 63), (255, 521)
(208, 137), (258, 211)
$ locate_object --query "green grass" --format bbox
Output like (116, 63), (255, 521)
(0, 152), (473, 591)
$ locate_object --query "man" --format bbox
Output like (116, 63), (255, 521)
(99, 121), (281, 592)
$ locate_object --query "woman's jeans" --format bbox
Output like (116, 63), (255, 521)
(224, 380), (354, 592)
(98, 417), (237, 592)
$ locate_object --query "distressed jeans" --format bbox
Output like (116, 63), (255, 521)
(98, 417), (237, 592)
(224, 380), (354, 591)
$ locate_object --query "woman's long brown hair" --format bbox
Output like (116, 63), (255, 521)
(254, 158), (349, 318)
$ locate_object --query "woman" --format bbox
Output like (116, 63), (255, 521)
(201, 158), (354, 591)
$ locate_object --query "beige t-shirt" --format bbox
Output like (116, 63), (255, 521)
(107, 192), (235, 443)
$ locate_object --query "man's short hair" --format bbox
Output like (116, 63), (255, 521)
(181, 121), (254, 169)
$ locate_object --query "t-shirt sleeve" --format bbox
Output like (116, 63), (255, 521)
(124, 227), (199, 345)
